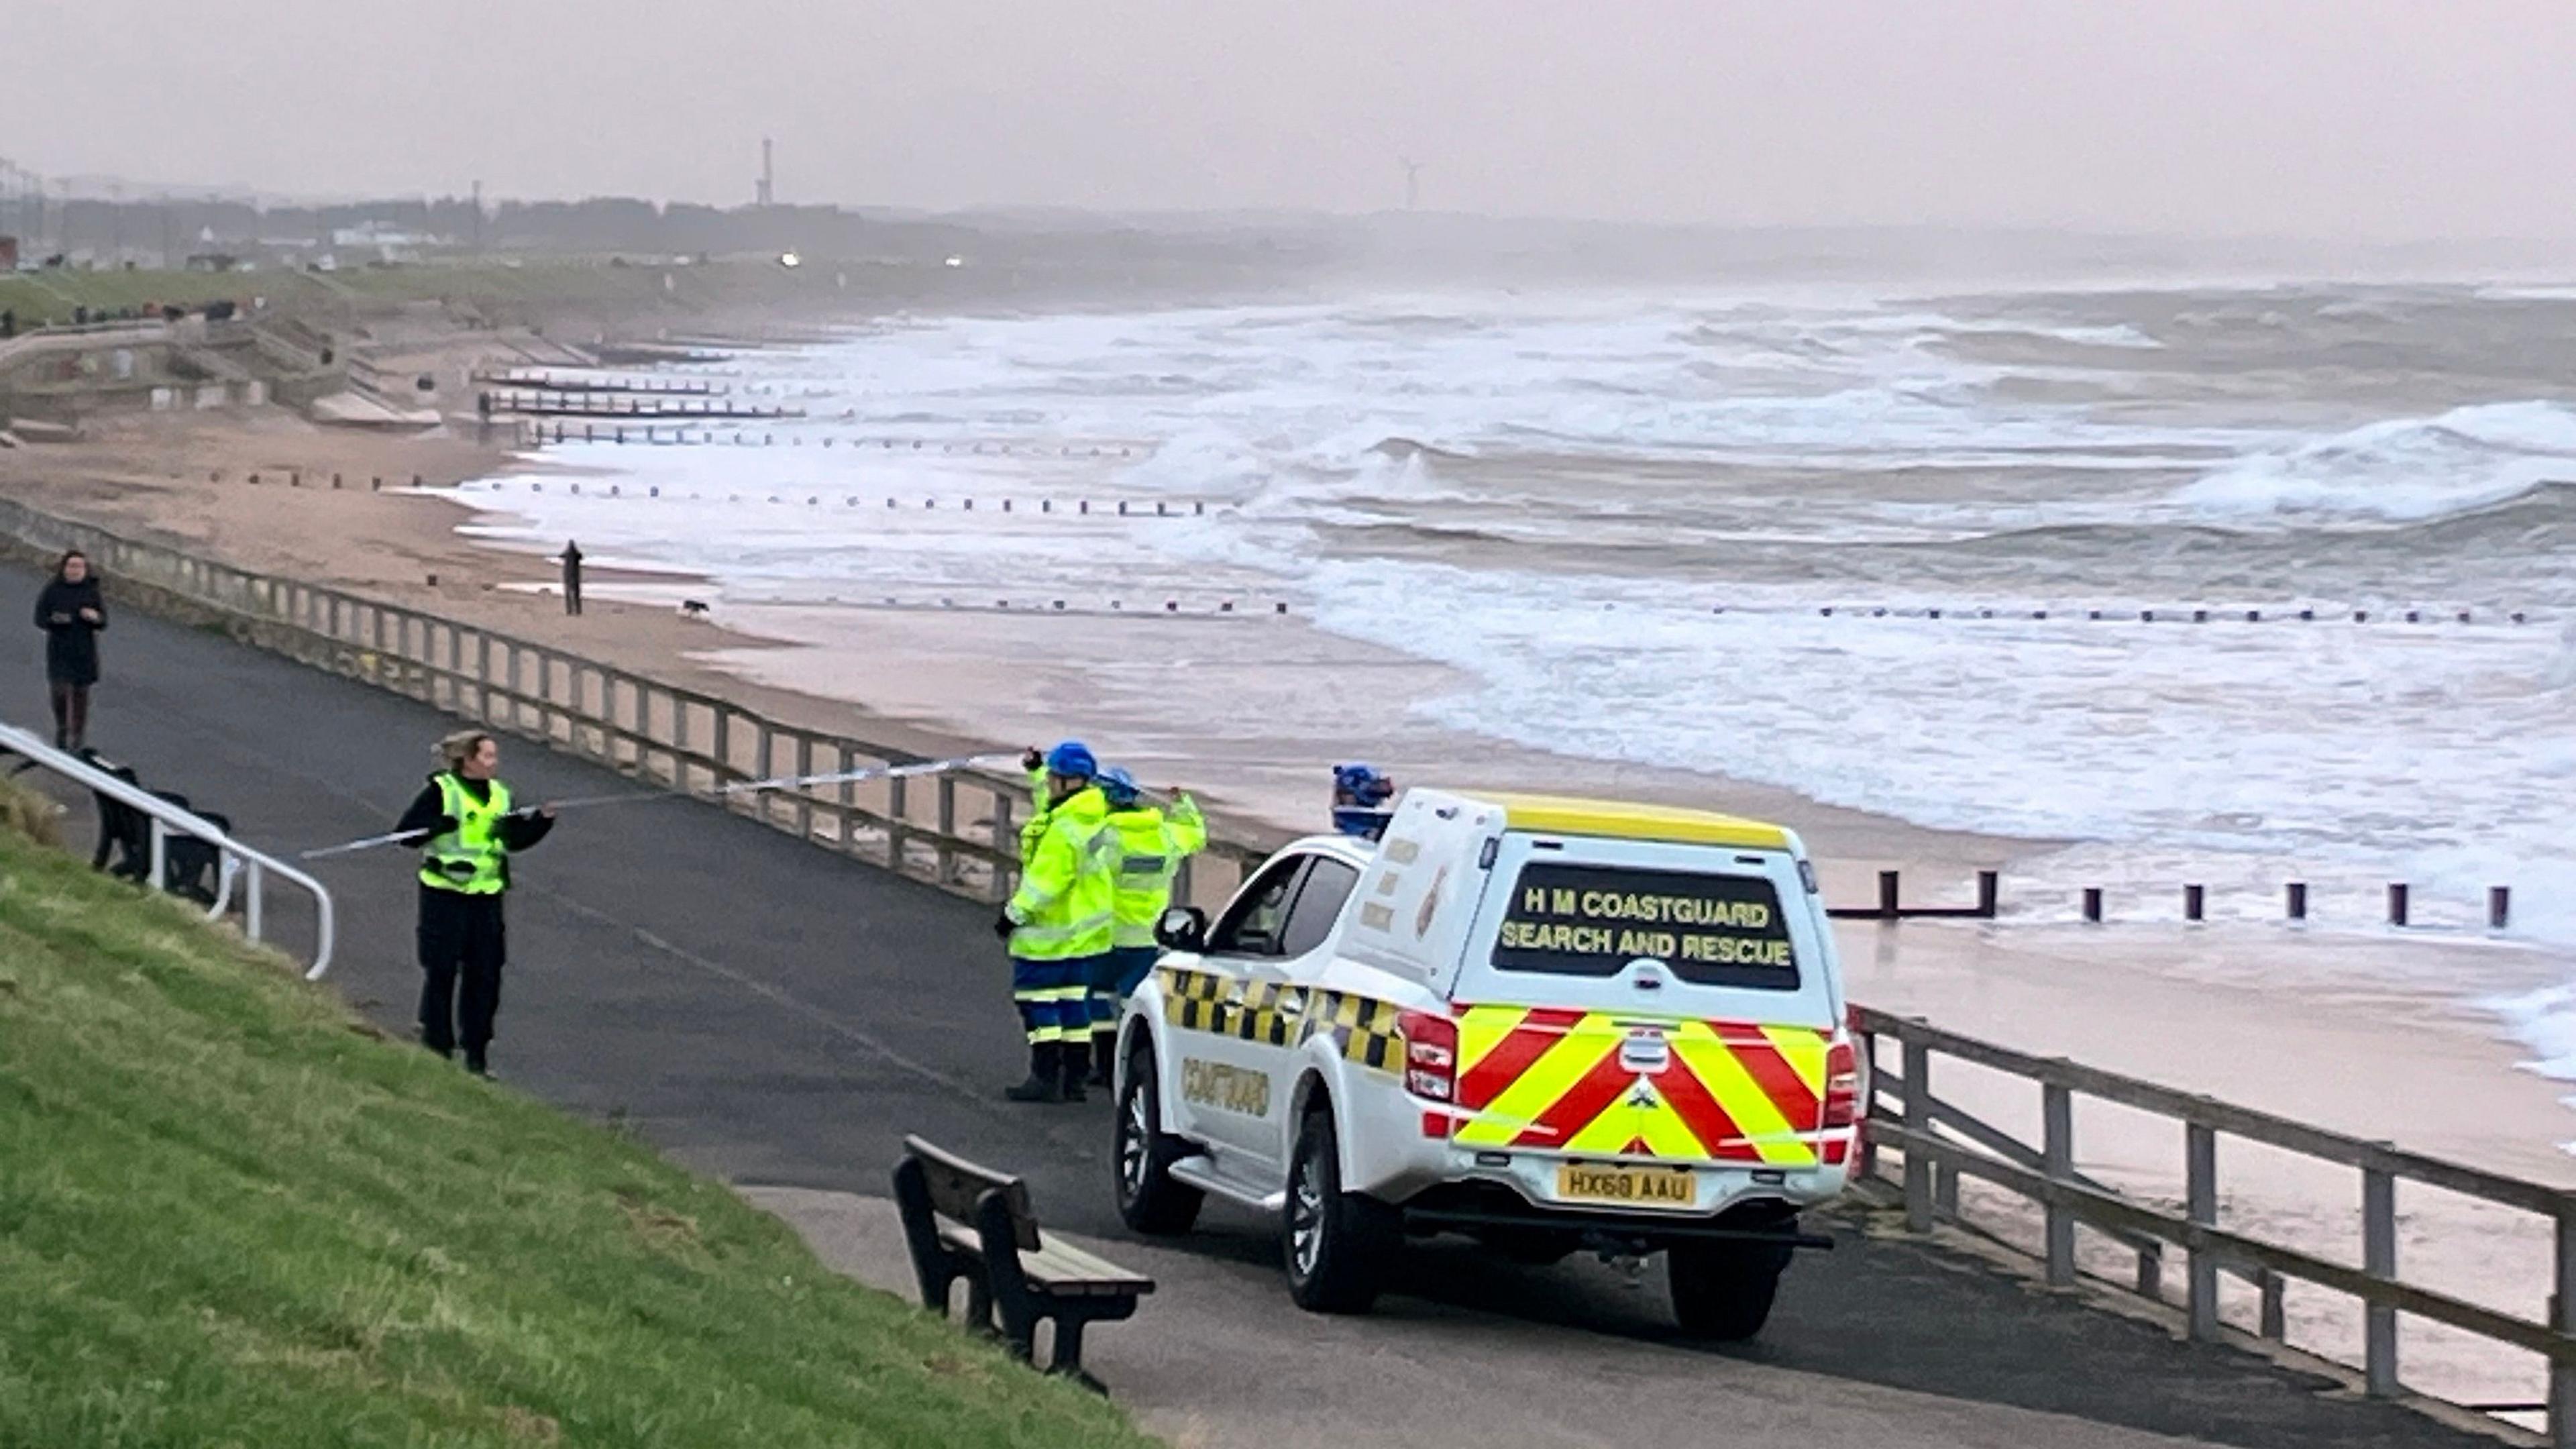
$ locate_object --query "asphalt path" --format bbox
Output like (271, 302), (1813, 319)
(1, 558), (2493, 1448)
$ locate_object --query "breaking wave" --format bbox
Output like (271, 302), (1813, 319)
(2169, 401), (2576, 526)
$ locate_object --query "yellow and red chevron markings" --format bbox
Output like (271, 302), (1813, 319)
(1450, 1005), (1841, 1167)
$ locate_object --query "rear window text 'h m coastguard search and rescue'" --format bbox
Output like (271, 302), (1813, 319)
(1493, 863), (1800, 990)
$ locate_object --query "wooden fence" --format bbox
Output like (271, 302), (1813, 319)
(0, 498), (1271, 911)
(1858, 1006), (2576, 1446)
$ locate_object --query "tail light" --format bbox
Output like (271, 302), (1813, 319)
(1821, 1038), (1862, 1129)
(1398, 1009), (1458, 1102)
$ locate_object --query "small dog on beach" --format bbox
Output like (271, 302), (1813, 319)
(680, 599), (710, 616)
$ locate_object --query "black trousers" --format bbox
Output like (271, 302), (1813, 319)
(417, 885), (508, 1055)
(48, 682), (91, 749)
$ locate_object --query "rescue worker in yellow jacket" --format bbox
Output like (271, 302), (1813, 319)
(994, 741), (1116, 1102)
(392, 730), (555, 1075)
(1085, 765), (1205, 1084)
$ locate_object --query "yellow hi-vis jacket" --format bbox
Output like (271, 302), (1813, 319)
(1106, 795), (1207, 949)
(1006, 784), (1115, 961)
(420, 775), (513, 895)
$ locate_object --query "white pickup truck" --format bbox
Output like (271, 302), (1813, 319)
(1112, 788), (1861, 1338)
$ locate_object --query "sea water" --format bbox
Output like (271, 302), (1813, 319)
(456, 282), (2576, 1077)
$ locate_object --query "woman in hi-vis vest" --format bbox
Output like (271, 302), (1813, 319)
(392, 731), (556, 1075)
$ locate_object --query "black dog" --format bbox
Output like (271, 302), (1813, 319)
(84, 749), (231, 905)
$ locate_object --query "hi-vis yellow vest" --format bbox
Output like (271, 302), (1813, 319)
(1106, 797), (1206, 948)
(420, 775), (511, 895)
(1007, 785), (1115, 961)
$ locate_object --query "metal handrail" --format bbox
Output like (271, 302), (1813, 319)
(0, 722), (337, 979)
(1855, 1006), (2576, 1444)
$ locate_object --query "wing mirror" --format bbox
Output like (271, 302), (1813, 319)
(1155, 905), (1208, 954)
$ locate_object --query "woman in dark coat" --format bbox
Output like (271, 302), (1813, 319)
(32, 549), (107, 749)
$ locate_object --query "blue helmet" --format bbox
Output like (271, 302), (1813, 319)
(1044, 739), (1097, 780)
(1099, 766), (1141, 807)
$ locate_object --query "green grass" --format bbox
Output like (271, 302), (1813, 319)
(0, 823), (1157, 1448)
(0, 775), (62, 847)
(0, 268), (280, 321)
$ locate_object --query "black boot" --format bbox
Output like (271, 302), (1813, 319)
(1059, 1037), (1091, 1103)
(1005, 1042), (1063, 1103)
(1087, 1032), (1116, 1088)
(462, 1050), (490, 1077)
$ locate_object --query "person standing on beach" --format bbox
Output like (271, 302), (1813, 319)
(393, 731), (555, 1075)
(559, 541), (584, 616)
(32, 550), (107, 750)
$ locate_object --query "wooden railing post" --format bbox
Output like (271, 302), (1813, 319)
(983, 782), (1013, 903)
(2552, 1210), (2576, 1449)
(834, 743), (855, 847)
(671, 694), (692, 788)
(2043, 1081), (2076, 1287)
(793, 735), (814, 840)
(934, 775), (959, 881)
(2186, 1122), (2219, 1340)
(1856, 1026), (1880, 1181)
(1902, 1032), (1933, 1234)
(2363, 1165), (2400, 1397)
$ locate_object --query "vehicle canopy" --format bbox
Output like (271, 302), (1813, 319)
(1345, 788), (1843, 1028)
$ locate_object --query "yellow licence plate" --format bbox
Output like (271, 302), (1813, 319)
(1555, 1163), (1697, 1208)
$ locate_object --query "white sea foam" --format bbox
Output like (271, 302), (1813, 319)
(453, 284), (2576, 1085)
(2167, 401), (2576, 526)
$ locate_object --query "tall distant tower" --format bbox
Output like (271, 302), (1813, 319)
(1400, 156), (1424, 212)
(757, 139), (775, 209)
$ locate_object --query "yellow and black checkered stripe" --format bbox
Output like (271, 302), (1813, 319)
(1159, 966), (1403, 1073)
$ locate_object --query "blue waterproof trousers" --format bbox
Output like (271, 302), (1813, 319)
(1088, 945), (1161, 1028)
(1010, 957), (1091, 1044)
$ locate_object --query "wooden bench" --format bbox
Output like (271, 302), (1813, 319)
(891, 1134), (1153, 1389)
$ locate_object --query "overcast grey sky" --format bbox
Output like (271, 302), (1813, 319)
(7, 0), (2575, 239)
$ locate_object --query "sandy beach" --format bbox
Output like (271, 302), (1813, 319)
(6, 406), (2568, 1411)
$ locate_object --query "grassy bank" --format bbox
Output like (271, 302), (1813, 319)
(0, 821), (1154, 1447)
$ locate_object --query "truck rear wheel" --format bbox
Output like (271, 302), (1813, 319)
(1668, 1238), (1792, 1341)
(1114, 1051), (1202, 1235)
(1283, 1106), (1397, 1313)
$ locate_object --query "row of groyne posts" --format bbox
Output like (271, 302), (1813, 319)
(195, 468), (1213, 519)
(1843, 871), (2516, 930)
(472, 476), (1207, 517)
(474, 368), (797, 423)
(210, 470), (421, 492)
(504, 419), (1156, 454)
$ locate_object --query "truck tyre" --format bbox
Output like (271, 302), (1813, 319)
(1284, 1105), (1398, 1313)
(1114, 1051), (1203, 1235)
(1668, 1238), (1793, 1341)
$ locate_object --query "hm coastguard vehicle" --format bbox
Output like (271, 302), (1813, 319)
(1114, 789), (1862, 1337)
